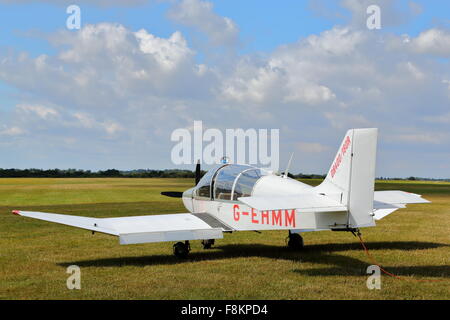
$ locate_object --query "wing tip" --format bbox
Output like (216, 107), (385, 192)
(12, 210), (21, 216)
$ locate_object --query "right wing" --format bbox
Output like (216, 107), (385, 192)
(12, 210), (224, 245)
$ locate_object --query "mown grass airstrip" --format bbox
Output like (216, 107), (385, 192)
(0, 178), (448, 299)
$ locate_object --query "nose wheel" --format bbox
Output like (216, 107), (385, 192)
(173, 241), (190, 258)
(287, 232), (304, 250)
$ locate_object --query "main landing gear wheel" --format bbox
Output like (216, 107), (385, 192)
(287, 232), (304, 250)
(173, 241), (190, 258)
(201, 239), (215, 249)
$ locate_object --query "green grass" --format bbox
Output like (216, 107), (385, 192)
(0, 178), (449, 299)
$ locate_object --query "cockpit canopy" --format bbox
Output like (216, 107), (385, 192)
(195, 164), (267, 201)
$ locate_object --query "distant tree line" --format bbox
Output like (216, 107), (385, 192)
(0, 168), (199, 178)
(287, 173), (326, 179)
(0, 168), (448, 181)
(0, 168), (327, 179)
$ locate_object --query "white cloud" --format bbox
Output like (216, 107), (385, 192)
(425, 112), (450, 124)
(284, 84), (336, 104)
(0, 126), (25, 136)
(17, 104), (59, 120)
(296, 142), (329, 153)
(410, 29), (450, 57)
(0, 23), (215, 113)
(167, 0), (239, 46)
(342, 0), (422, 28)
(135, 29), (194, 71)
(73, 112), (124, 135)
(391, 133), (448, 145)
(221, 27), (365, 106)
(324, 112), (372, 130)
(221, 61), (285, 103)
(0, 7), (449, 176)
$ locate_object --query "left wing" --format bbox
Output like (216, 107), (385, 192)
(11, 210), (224, 244)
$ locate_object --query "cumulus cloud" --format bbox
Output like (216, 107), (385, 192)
(1, 23), (216, 111)
(220, 27), (365, 106)
(409, 28), (450, 57)
(0, 1), (449, 176)
(296, 142), (329, 153)
(311, 0), (423, 29)
(167, 0), (239, 47)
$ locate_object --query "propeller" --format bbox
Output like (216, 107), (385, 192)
(161, 191), (183, 198)
(195, 159), (201, 185)
(161, 160), (202, 198)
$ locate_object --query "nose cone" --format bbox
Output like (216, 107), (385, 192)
(182, 187), (195, 213)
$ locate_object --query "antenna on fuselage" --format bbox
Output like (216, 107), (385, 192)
(282, 152), (294, 178)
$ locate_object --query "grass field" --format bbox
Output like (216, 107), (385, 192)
(0, 178), (449, 299)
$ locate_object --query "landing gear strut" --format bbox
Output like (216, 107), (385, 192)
(173, 241), (190, 258)
(287, 232), (304, 250)
(201, 239), (215, 249)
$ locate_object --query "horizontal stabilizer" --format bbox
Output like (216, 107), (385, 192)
(374, 190), (430, 204)
(372, 208), (400, 220)
(372, 190), (430, 220)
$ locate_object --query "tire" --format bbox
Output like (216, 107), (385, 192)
(173, 242), (189, 258)
(201, 239), (215, 249)
(288, 233), (304, 250)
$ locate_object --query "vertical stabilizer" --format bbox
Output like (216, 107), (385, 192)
(316, 128), (378, 227)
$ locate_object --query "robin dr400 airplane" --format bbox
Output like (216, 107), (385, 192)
(12, 128), (429, 258)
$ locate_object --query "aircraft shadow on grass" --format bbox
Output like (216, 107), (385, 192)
(59, 241), (450, 279)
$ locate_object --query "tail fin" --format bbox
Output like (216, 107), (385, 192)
(316, 128), (378, 227)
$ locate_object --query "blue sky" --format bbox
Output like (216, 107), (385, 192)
(0, 0), (449, 178)
(1, 0), (449, 55)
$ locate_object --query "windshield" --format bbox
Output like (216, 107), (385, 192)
(214, 165), (253, 200)
(196, 165), (225, 199)
(195, 164), (266, 201)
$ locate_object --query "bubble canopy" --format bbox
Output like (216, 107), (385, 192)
(195, 164), (267, 201)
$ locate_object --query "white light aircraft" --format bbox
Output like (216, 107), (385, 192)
(12, 128), (429, 258)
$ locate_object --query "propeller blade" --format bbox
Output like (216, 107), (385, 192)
(195, 160), (201, 185)
(161, 191), (183, 198)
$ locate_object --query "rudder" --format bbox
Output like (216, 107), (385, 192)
(316, 128), (378, 228)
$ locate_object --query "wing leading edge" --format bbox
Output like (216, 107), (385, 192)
(12, 210), (224, 245)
